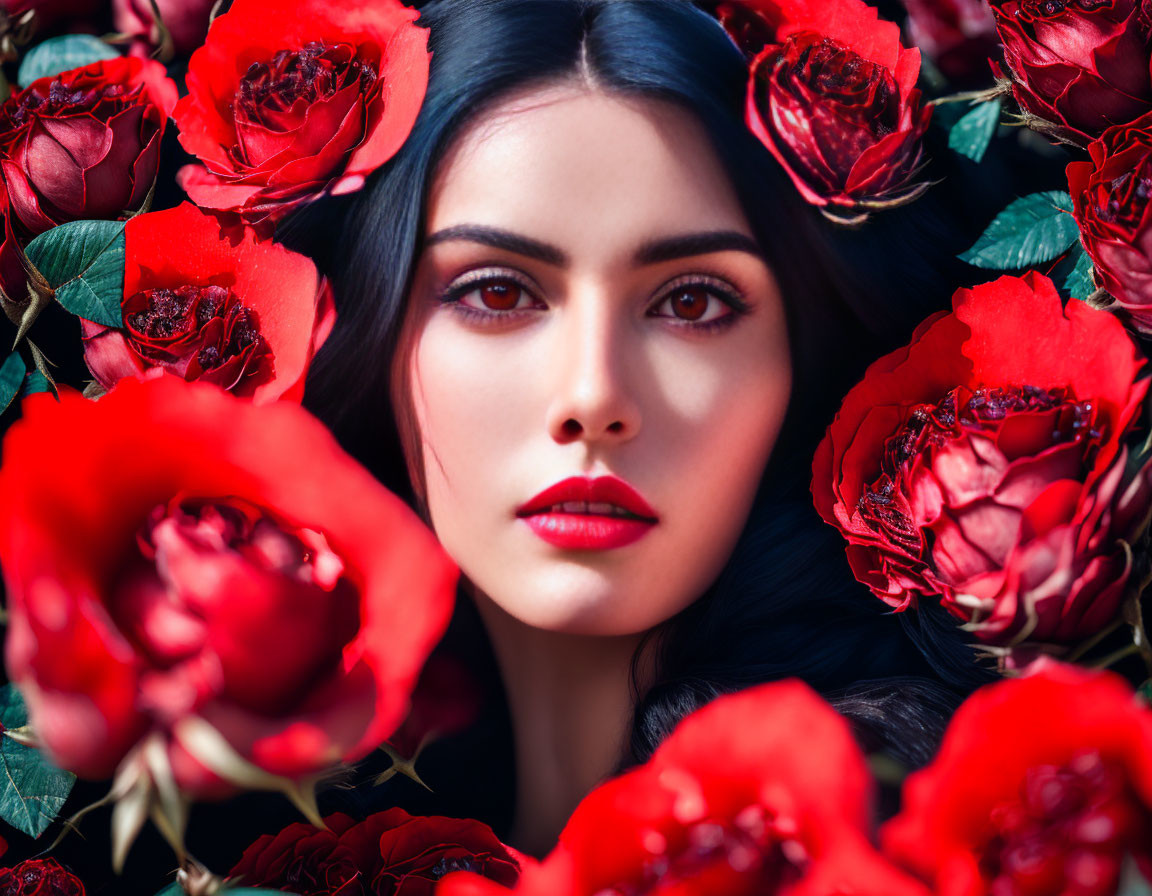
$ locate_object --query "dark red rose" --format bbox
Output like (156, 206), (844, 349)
(80, 202), (334, 402)
(744, 0), (932, 218)
(2, 0), (105, 36)
(173, 0), (428, 227)
(883, 664), (1152, 895)
(812, 273), (1152, 655)
(989, 0), (1152, 144)
(898, 0), (1000, 87)
(0, 859), (84, 896)
(231, 809), (519, 896)
(0, 57), (177, 236)
(1067, 112), (1152, 331)
(113, 0), (214, 58)
(440, 681), (929, 896)
(0, 377), (456, 797)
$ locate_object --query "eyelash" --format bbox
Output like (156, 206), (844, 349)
(437, 267), (750, 332)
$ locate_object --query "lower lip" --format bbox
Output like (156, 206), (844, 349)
(520, 513), (655, 550)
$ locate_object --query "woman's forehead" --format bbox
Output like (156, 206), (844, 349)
(424, 85), (755, 261)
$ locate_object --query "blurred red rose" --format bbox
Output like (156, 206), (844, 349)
(812, 273), (1152, 652)
(440, 681), (929, 896)
(80, 202), (334, 402)
(898, 0), (999, 87)
(1068, 112), (1152, 332)
(0, 859), (85, 896)
(0, 377), (456, 797)
(883, 664), (1152, 895)
(0, 57), (177, 235)
(989, 0), (1152, 145)
(743, 0), (932, 218)
(114, 0), (214, 58)
(231, 809), (519, 896)
(173, 0), (428, 227)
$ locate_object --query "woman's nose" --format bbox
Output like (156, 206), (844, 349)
(545, 293), (642, 446)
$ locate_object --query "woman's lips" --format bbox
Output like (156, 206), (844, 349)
(517, 476), (657, 550)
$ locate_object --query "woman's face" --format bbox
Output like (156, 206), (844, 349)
(400, 85), (791, 636)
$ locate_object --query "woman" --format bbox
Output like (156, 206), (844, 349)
(287, 0), (992, 855)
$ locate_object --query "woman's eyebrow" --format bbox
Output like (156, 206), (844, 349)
(424, 225), (567, 265)
(633, 231), (762, 264)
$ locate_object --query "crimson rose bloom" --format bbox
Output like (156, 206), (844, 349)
(0, 859), (85, 896)
(743, 0), (932, 217)
(231, 809), (519, 895)
(1068, 112), (1152, 331)
(0, 377), (456, 795)
(440, 681), (929, 896)
(173, 0), (428, 226)
(883, 664), (1152, 895)
(989, 0), (1152, 144)
(80, 203), (334, 402)
(812, 273), (1152, 652)
(0, 57), (177, 235)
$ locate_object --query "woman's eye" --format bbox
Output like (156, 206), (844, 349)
(455, 278), (538, 312)
(651, 285), (738, 324)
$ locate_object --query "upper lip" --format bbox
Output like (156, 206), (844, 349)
(517, 476), (658, 521)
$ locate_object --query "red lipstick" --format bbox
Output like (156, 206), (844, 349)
(517, 476), (657, 550)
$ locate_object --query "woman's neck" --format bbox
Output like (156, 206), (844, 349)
(476, 596), (651, 857)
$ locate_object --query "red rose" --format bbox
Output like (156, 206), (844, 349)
(0, 377), (456, 798)
(0, 859), (85, 896)
(812, 273), (1152, 653)
(1068, 112), (1152, 331)
(989, 0), (1152, 145)
(2, 0), (104, 36)
(882, 664), (1152, 895)
(231, 809), (519, 896)
(172, 0), (428, 227)
(440, 681), (929, 896)
(80, 202), (334, 402)
(742, 0), (932, 218)
(899, 0), (999, 87)
(0, 57), (177, 235)
(113, 0), (214, 58)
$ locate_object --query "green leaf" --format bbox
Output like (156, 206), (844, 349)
(1119, 856), (1152, 896)
(0, 684), (76, 838)
(960, 191), (1080, 270)
(1138, 678), (1152, 705)
(25, 220), (125, 328)
(19, 370), (51, 397)
(17, 35), (119, 88)
(948, 99), (1001, 164)
(0, 351), (24, 414)
(1062, 242), (1096, 300)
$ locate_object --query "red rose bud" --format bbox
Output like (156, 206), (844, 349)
(440, 681), (930, 896)
(812, 273), (1152, 654)
(81, 203), (334, 402)
(0, 859), (85, 896)
(899, 0), (1000, 87)
(113, 0), (214, 58)
(231, 809), (519, 895)
(990, 0), (1152, 144)
(883, 665), (1152, 894)
(0, 57), (178, 235)
(1068, 112), (1152, 332)
(173, 0), (429, 226)
(0, 377), (456, 799)
(745, 0), (932, 219)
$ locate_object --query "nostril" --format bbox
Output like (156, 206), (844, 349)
(607, 421), (624, 434)
(561, 419), (582, 438)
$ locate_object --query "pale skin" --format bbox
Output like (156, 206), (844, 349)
(398, 84), (792, 855)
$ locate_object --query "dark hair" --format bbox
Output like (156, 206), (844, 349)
(284, 0), (994, 793)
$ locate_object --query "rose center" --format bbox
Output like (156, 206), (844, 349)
(779, 33), (899, 132)
(980, 750), (1152, 895)
(1093, 160), (1152, 227)
(591, 805), (806, 896)
(125, 284), (267, 374)
(236, 41), (375, 119)
(5, 78), (138, 129)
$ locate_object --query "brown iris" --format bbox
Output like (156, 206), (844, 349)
(668, 286), (711, 321)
